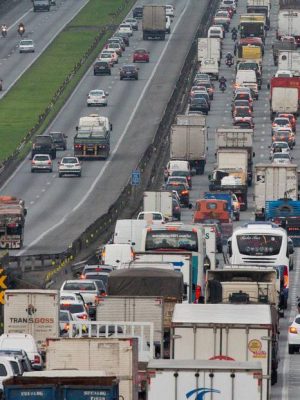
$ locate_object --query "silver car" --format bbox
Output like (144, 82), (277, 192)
(87, 89), (108, 107)
(31, 154), (52, 173)
(19, 39), (35, 53)
(124, 18), (138, 30)
(58, 157), (81, 177)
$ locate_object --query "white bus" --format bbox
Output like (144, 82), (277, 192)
(228, 222), (290, 304)
(140, 223), (207, 302)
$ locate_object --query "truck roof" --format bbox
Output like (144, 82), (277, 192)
(147, 359), (262, 371)
(172, 304), (272, 325)
(23, 370), (107, 377)
(5, 289), (58, 295)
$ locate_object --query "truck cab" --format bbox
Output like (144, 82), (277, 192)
(193, 199), (230, 223)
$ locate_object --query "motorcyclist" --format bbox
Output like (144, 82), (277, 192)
(0, 79), (2, 91)
(226, 52), (233, 61)
(219, 76), (227, 90)
(231, 27), (238, 40)
(18, 22), (25, 35)
(1, 24), (7, 37)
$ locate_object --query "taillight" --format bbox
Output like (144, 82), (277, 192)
(78, 314), (87, 319)
(194, 285), (201, 303)
(64, 323), (70, 331)
(283, 265), (289, 288)
(102, 96), (106, 99)
(34, 355), (41, 364)
(75, 163), (80, 167)
(181, 190), (188, 195)
(289, 326), (297, 334)
(47, 161), (51, 165)
(80, 274), (85, 279)
(31, 161), (35, 164)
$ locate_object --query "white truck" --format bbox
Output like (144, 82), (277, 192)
(147, 360), (263, 400)
(101, 243), (134, 267)
(143, 191), (173, 221)
(197, 38), (221, 64)
(278, 8), (300, 42)
(176, 114), (206, 126)
(134, 252), (193, 303)
(254, 163), (298, 220)
(4, 290), (59, 354)
(201, 224), (217, 270)
(170, 124), (207, 175)
(235, 70), (258, 99)
(113, 219), (156, 251)
(217, 148), (249, 173)
(142, 5), (166, 40)
(171, 303), (279, 399)
(46, 337), (139, 400)
(199, 58), (219, 80)
(271, 86), (299, 115)
(278, 50), (300, 75)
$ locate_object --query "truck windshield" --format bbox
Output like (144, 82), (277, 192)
(237, 234), (282, 256)
(145, 230), (198, 251)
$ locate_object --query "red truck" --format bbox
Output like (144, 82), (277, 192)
(269, 77), (300, 119)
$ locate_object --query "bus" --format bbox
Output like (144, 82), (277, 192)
(228, 222), (290, 306)
(140, 223), (207, 302)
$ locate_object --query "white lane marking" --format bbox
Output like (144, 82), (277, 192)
(16, 0), (192, 255)
(0, 0), (89, 99)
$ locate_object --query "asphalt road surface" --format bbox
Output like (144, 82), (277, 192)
(0, 0), (210, 255)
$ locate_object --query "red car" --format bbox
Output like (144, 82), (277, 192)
(133, 48), (149, 62)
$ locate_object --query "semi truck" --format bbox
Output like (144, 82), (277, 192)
(147, 360), (264, 400)
(4, 290), (60, 355)
(142, 5), (166, 40)
(170, 124), (207, 174)
(0, 196), (27, 249)
(216, 128), (254, 185)
(74, 114), (112, 159)
(171, 303), (279, 397)
(143, 191), (173, 221)
(197, 38), (221, 65)
(33, 0), (51, 11)
(247, 0), (270, 27)
(254, 163), (298, 220)
(278, 5), (300, 44)
(46, 338), (138, 400)
(3, 371), (118, 400)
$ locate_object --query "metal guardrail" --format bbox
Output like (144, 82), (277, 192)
(7, 0), (220, 287)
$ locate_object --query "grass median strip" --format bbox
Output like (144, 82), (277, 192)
(0, 0), (134, 162)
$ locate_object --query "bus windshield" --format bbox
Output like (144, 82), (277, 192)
(145, 230), (198, 252)
(237, 234), (282, 256)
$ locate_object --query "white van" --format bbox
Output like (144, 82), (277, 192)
(208, 25), (224, 39)
(102, 243), (134, 268)
(235, 69), (258, 99)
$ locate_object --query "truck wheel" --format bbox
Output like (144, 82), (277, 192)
(271, 369), (278, 385)
(59, 173), (63, 178)
(289, 345), (295, 354)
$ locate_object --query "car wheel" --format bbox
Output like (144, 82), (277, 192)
(177, 216), (181, 221)
(59, 173), (62, 178)
(78, 173), (81, 177)
(217, 244), (223, 253)
(49, 168), (53, 173)
(289, 345), (295, 354)
(135, 76), (138, 80)
(87, 104), (90, 107)
(31, 169), (35, 173)
(120, 77), (123, 80)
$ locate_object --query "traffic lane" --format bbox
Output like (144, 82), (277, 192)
(0, 0), (32, 27)
(0, 0), (88, 95)
(6, 25), (173, 235)
(13, 0), (210, 254)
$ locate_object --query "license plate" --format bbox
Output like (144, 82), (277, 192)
(100, 66), (105, 69)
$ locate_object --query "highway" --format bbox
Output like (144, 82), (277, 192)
(0, 0), (89, 95)
(0, 0), (210, 255)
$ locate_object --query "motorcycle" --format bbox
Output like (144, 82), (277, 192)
(18, 26), (25, 37)
(1, 28), (7, 38)
(231, 31), (237, 41)
(219, 82), (226, 92)
(225, 58), (233, 67)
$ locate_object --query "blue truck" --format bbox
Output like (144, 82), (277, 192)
(3, 373), (119, 400)
(266, 199), (300, 246)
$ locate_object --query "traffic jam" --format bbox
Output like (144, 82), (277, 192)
(2, 0), (300, 399)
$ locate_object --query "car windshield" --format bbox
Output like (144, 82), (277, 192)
(100, 54), (111, 59)
(85, 274), (108, 286)
(235, 108), (250, 117)
(62, 158), (77, 164)
(275, 131), (289, 137)
(235, 93), (250, 100)
(274, 119), (289, 126)
(239, 63), (257, 70)
(171, 170), (189, 177)
(59, 311), (71, 321)
(135, 49), (146, 54)
(90, 90), (104, 96)
(165, 184), (187, 191)
(274, 153), (290, 159)
(63, 282), (96, 291)
(124, 65), (135, 70)
(34, 155), (49, 161)
(94, 280), (106, 291)
(60, 303), (85, 313)
(272, 142), (288, 149)
(237, 234), (282, 256)
(21, 40), (33, 45)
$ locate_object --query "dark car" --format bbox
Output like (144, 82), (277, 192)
(114, 32), (130, 46)
(31, 135), (56, 159)
(190, 92), (211, 109)
(189, 97), (209, 114)
(172, 198), (181, 221)
(165, 182), (190, 207)
(94, 61), (111, 76)
(49, 131), (67, 151)
(194, 81), (215, 99)
(133, 6), (143, 18)
(120, 64), (139, 80)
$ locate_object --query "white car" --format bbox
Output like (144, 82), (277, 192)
(124, 18), (138, 30)
(275, 69), (293, 78)
(271, 152), (292, 164)
(19, 39), (35, 53)
(58, 156), (81, 177)
(208, 25), (224, 39)
(59, 310), (75, 335)
(98, 52), (114, 66)
(60, 279), (105, 306)
(0, 333), (43, 370)
(60, 300), (89, 321)
(101, 49), (119, 64)
(165, 4), (175, 17)
(60, 291), (85, 304)
(288, 314), (300, 353)
(166, 15), (171, 34)
(106, 42), (123, 56)
(119, 23), (133, 36)
(87, 89), (108, 107)
(269, 141), (290, 159)
(31, 154), (52, 173)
